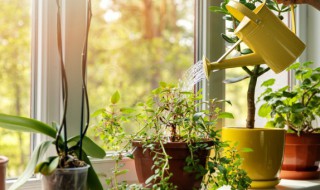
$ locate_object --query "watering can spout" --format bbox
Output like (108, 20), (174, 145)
(202, 54), (263, 79)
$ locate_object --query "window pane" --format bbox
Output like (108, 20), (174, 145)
(87, 0), (194, 149)
(0, 0), (31, 178)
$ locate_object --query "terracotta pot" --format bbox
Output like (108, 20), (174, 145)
(0, 156), (8, 190)
(132, 140), (212, 190)
(222, 127), (286, 189)
(280, 133), (320, 179)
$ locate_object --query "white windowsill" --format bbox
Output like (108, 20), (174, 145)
(250, 179), (320, 190)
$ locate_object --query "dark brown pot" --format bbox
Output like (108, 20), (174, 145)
(0, 156), (8, 190)
(132, 140), (212, 190)
(280, 133), (320, 179)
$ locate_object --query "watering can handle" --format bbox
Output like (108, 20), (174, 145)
(226, 1), (262, 24)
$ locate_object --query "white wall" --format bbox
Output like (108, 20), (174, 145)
(305, 6), (320, 67)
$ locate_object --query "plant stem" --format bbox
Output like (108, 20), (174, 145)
(246, 65), (260, 129)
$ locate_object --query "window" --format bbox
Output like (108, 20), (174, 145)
(87, 0), (194, 148)
(0, 0), (31, 179)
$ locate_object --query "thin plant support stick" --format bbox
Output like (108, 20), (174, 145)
(56, 0), (69, 160)
(79, 0), (92, 159)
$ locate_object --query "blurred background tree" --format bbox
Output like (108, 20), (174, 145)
(0, 0), (31, 178)
(87, 0), (194, 148)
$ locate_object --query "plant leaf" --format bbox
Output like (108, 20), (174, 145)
(221, 33), (237, 43)
(218, 112), (234, 119)
(35, 156), (59, 175)
(68, 136), (106, 159)
(110, 91), (120, 104)
(258, 104), (271, 117)
(261, 78), (275, 87)
(241, 48), (253, 55)
(75, 150), (104, 190)
(8, 141), (52, 190)
(241, 147), (253, 152)
(0, 113), (56, 139)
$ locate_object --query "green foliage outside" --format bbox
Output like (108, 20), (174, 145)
(87, 0), (194, 149)
(0, 0), (31, 178)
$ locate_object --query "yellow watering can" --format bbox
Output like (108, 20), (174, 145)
(203, 1), (306, 79)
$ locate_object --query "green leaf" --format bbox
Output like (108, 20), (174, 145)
(258, 104), (271, 117)
(75, 150), (104, 190)
(35, 156), (59, 175)
(68, 136), (106, 158)
(8, 141), (52, 190)
(221, 33), (237, 43)
(292, 103), (306, 113)
(265, 121), (275, 128)
(145, 175), (155, 184)
(91, 108), (106, 118)
(120, 107), (135, 114)
(287, 62), (300, 70)
(0, 113), (56, 139)
(261, 79), (275, 87)
(241, 147), (253, 153)
(209, 6), (228, 14)
(241, 48), (253, 55)
(114, 169), (128, 176)
(282, 91), (297, 98)
(110, 91), (120, 104)
(218, 112), (234, 119)
(302, 61), (313, 67)
(245, 2), (256, 10)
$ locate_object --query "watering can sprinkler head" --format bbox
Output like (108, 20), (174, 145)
(202, 56), (211, 80)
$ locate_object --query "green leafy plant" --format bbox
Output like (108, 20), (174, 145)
(0, 0), (106, 189)
(210, 0), (292, 129)
(94, 82), (251, 189)
(258, 61), (320, 135)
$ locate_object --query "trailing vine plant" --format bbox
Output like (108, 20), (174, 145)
(94, 82), (251, 189)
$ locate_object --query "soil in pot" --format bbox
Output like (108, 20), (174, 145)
(0, 156), (9, 190)
(132, 141), (212, 190)
(280, 133), (320, 180)
(42, 165), (90, 190)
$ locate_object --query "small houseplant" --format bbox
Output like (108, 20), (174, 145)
(94, 82), (251, 190)
(208, 0), (299, 188)
(259, 61), (320, 179)
(0, 0), (106, 189)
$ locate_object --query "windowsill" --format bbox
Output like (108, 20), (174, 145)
(7, 178), (320, 190)
(250, 179), (320, 190)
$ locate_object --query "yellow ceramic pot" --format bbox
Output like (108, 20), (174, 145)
(222, 127), (285, 189)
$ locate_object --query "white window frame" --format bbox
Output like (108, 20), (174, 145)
(195, 0), (225, 127)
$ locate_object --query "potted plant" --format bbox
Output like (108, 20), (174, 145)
(0, 155), (8, 190)
(95, 82), (251, 190)
(206, 0), (301, 188)
(259, 61), (320, 180)
(0, 0), (106, 189)
(90, 90), (138, 189)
